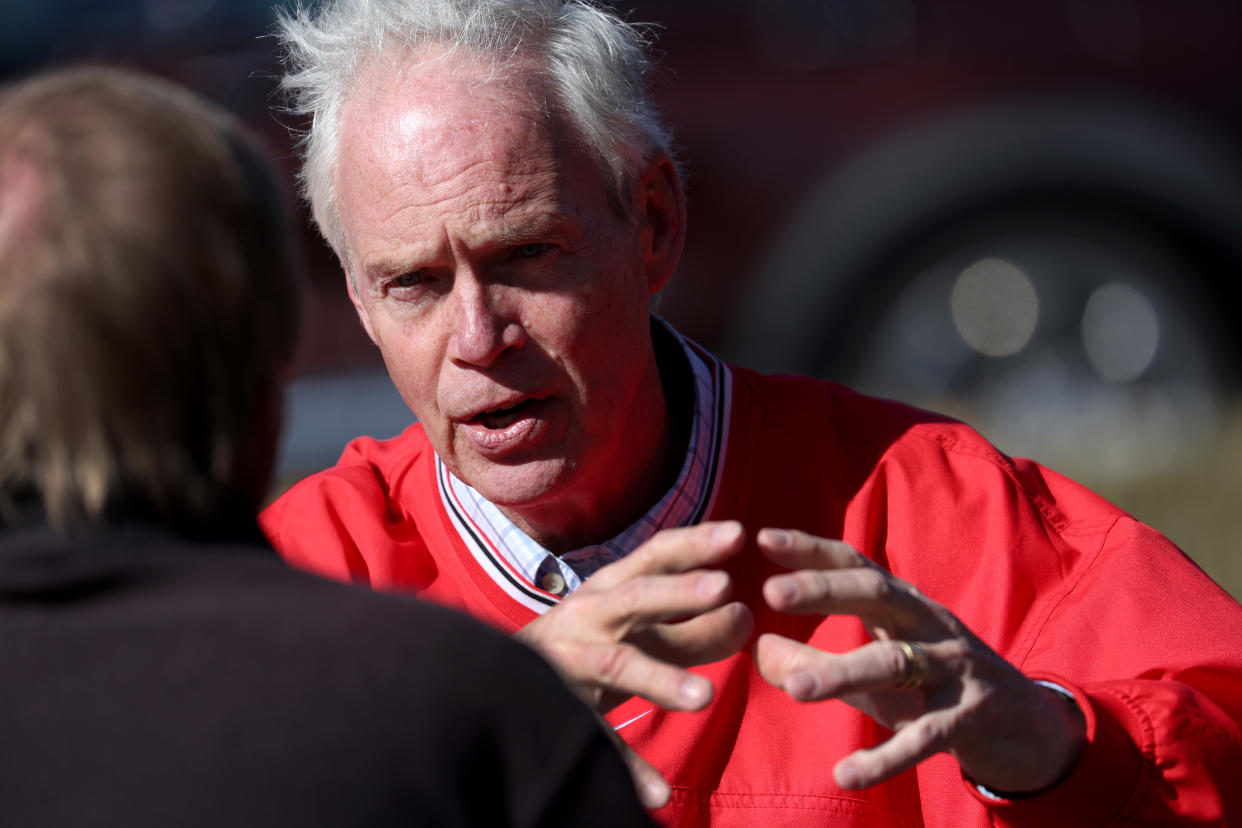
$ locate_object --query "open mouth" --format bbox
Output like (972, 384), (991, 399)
(473, 398), (540, 430)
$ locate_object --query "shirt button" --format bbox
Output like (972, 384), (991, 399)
(541, 572), (567, 595)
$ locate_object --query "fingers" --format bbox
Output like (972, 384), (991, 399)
(754, 528), (1082, 794)
(516, 617), (711, 713)
(754, 634), (941, 700)
(758, 528), (940, 632)
(587, 521), (745, 591)
(557, 593), (751, 713)
(603, 568), (741, 631)
(571, 640), (716, 713)
(764, 566), (912, 618)
(755, 632), (963, 789)
(834, 710), (956, 789)
(757, 527), (868, 572)
(752, 633), (821, 697)
(535, 565), (743, 647)
(757, 528), (881, 617)
(516, 522), (751, 714)
(636, 601), (755, 666)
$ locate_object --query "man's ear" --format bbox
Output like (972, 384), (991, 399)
(637, 153), (686, 296)
(346, 269), (380, 346)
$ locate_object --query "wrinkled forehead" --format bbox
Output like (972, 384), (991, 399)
(333, 43), (593, 231)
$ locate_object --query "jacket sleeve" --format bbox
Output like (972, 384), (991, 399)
(864, 425), (1242, 826)
(970, 515), (1242, 825)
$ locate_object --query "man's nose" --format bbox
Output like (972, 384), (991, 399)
(447, 276), (527, 367)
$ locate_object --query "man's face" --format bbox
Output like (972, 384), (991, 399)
(334, 49), (674, 532)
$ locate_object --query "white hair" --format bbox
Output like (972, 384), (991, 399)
(277, 0), (676, 264)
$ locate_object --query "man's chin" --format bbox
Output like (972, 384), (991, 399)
(454, 456), (575, 510)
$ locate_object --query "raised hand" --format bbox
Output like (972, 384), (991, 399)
(752, 528), (1085, 795)
(516, 520), (754, 715)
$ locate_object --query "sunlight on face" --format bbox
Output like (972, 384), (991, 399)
(334, 46), (669, 544)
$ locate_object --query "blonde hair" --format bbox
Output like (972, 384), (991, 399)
(0, 67), (302, 531)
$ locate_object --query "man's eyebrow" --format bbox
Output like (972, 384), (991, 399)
(495, 212), (572, 246)
(362, 252), (422, 281)
(359, 213), (576, 279)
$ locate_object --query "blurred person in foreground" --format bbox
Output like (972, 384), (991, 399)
(0, 65), (656, 828)
(261, 1), (1242, 825)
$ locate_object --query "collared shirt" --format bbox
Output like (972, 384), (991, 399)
(438, 317), (726, 598)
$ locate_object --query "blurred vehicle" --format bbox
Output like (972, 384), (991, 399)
(5, 0), (1242, 483)
(639, 0), (1242, 480)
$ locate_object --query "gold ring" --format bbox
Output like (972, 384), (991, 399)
(893, 640), (929, 690)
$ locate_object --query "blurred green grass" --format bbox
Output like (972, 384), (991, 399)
(1087, 428), (1242, 602)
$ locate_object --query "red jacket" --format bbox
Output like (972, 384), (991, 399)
(263, 365), (1242, 826)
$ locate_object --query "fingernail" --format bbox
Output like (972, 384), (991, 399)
(767, 575), (797, 604)
(762, 528), (791, 548)
(785, 671), (816, 698)
(697, 571), (729, 598)
(679, 676), (710, 705)
(712, 521), (741, 544)
(836, 761), (862, 789)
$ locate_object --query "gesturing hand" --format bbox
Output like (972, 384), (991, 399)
(753, 528), (1085, 795)
(516, 520), (754, 715)
(516, 521), (754, 809)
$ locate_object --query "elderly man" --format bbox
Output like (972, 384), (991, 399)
(262, 1), (1242, 824)
(0, 65), (655, 827)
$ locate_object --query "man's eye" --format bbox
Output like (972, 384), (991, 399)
(390, 272), (424, 289)
(514, 243), (549, 259)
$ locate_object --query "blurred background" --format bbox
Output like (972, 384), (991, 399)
(4, 0), (1239, 596)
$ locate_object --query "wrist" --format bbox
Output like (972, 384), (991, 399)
(972, 680), (1086, 800)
